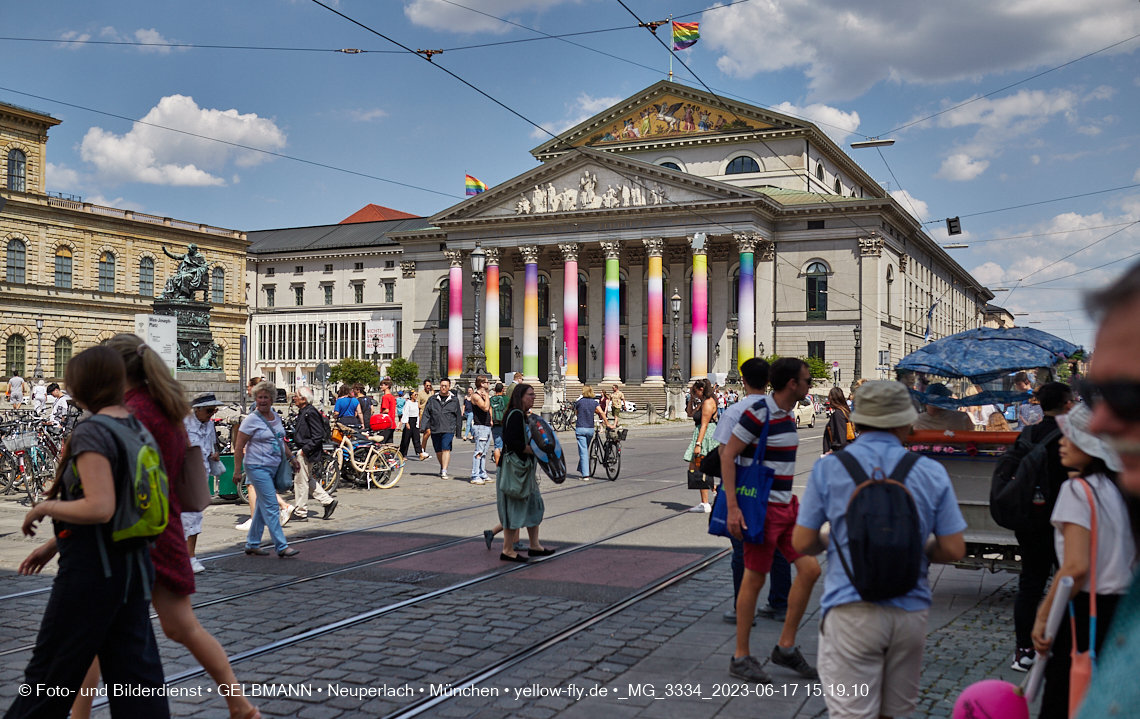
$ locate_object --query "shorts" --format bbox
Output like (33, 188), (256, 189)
(181, 511), (203, 539)
(742, 496), (803, 574)
(491, 425), (503, 450)
(817, 603), (928, 718)
(431, 432), (455, 453)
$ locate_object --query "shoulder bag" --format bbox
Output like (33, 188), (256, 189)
(177, 445), (213, 512)
(256, 411), (294, 493)
(708, 412), (773, 544)
(498, 409), (535, 500)
(1069, 477), (1098, 719)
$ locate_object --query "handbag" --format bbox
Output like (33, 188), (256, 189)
(687, 454), (715, 490)
(708, 411), (773, 544)
(498, 409), (535, 500)
(1069, 477), (1098, 719)
(176, 445), (213, 512)
(699, 450), (722, 478)
(256, 411), (294, 493)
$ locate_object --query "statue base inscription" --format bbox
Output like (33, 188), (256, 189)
(153, 299), (224, 373)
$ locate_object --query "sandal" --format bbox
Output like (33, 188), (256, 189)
(500, 553), (529, 563)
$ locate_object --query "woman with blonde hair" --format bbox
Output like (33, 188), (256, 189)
(28, 334), (262, 719)
(233, 380), (299, 559)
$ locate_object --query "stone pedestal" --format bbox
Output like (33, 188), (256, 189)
(665, 384), (687, 420)
(177, 372), (241, 403)
(154, 299), (224, 373)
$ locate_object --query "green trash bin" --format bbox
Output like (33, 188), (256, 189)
(214, 454), (239, 497)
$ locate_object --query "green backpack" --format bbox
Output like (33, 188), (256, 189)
(86, 415), (170, 543)
(490, 394), (508, 424)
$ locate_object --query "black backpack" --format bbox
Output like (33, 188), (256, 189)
(989, 428), (1061, 531)
(833, 451), (925, 602)
(321, 409), (333, 442)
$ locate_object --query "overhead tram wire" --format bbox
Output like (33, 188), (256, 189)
(921, 183), (1140, 225)
(875, 146), (926, 223)
(0, 85), (462, 201)
(1003, 220), (1140, 304)
(880, 31), (1140, 136)
(952, 222), (1136, 245)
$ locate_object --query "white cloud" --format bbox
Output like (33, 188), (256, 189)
(701, 0), (1140, 101)
(937, 154), (989, 181)
(85, 195), (145, 212)
(58, 30), (91, 49)
(770, 102), (859, 144)
(84, 26), (183, 52)
(133, 28), (179, 53)
(1077, 125), (1102, 136)
(403, 0), (574, 34)
(79, 95), (287, 186)
(890, 189), (928, 222)
(45, 163), (81, 192)
(348, 108), (389, 122)
(531, 92), (622, 139)
(1032, 155), (1041, 165)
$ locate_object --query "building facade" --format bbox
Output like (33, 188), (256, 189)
(0, 101), (248, 383)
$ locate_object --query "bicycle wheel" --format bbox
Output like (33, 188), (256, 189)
(0, 451), (16, 494)
(604, 442), (621, 480)
(237, 476), (250, 505)
(316, 455), (339, 494)
(367, 446), (404, 489)
(588, 436), (599, 478)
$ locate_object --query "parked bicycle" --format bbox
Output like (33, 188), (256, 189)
(589, 424), (625, 480)
(1, 417), (62, 504)
(330, 422), (404, 489)
(552, 401), (576, 432)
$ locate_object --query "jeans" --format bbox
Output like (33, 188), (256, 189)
(471, 425), (492, 479)
(1014, 525), (1057, 649)
(731, 537), (790, 611)
(466, 412), (474, 438)
(293, 452), (334, 515)
(575, 427), (593, 477)
(246, 464), (289, 553)
(399, 416), (422, 457)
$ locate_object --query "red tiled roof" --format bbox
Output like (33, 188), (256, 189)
(339, 204), (420, 224)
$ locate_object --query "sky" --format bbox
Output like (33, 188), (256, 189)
(3, 0), (1139, 349)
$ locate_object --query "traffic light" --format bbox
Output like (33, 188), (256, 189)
(946, 216), (962, 236)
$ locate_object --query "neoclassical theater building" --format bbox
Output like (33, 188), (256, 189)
(247, 82), (992, 404)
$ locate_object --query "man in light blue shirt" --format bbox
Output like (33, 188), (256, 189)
(793, 380), (966, 719)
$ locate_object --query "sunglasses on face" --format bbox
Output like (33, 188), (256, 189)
(1076, 379), (1140, 423)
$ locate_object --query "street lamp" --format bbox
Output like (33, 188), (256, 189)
(33, 316), (44, 380)
(547, 314), (559, 390)
(726, 313), (739, 385)
(852, 325), (862, 387)
(668, 288), (683, 384)
(427, 320), (439, 383)
(318, 321), (327, 408)
(467, 243), (488, 377)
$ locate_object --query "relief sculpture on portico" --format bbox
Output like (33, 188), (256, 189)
(515, 171), (669, 215)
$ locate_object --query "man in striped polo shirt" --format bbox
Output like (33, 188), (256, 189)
(722, 358), (822, 684)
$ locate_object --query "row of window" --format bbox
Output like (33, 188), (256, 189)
(3, 335), (72, 379)
(4, 239), (226, 301)
(263, 281), (395, 308)
(660, 155), (762, 175)
(257, 321), (402, 362)
(261, 260), (394, 276)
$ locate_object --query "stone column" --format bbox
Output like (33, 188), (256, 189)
(444, 249), (464, 381)
(643, 238), (665, 386)
(520, 245), (541, 383)
(755, 240), (775, 359)
(559, 243), (580, 383)
(734, 234), (760, 372)
(600, 240), (623, 384)
(689, 237), (708, 382)
(484, 248), (501, 379)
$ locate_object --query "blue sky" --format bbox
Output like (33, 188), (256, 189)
(3, 0), (1139, 347)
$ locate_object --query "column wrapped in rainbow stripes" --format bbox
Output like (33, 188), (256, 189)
(520, 246), (541, 379)
(690, 237), (708, 381)
(734, 234), (759, 372)
(559, 243), (579, 381)
(444, 250), (464, 380)
(484, 248), (501, 378)
(643, 238), (665, 382)
(600, 241), (623, 382)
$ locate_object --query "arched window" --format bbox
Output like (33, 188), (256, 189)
(55, 247), (72, 289)
(6, 149), (26, 192)
(578, 273), (588, 322)
(833, 177), (842, 195)
(660, 162), (681, 171)
(212, 267), (225, 304)
(53, 337), (72, 379)
(806, 261), (828, 320)
(98, 252), (115, 293)
(725, 155), (761, 174)
(816, 162), (824, 181)
(6, 238), (25, 284)
(619, 270), (628, 325)
(5, 334), (25, 377)
(139, 257), (154, 296)
(538, 275), (549, 326)
(886, 266), (894, 321)
(499, 276), (513, 327)
(439, 278), (449, 328)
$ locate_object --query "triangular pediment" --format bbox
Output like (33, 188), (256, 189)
(530, 80), (808, 159)
(430, 148), (761, 225)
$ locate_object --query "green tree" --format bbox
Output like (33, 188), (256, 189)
(802, 355), (830, 380)
(387, 357), (419, 390)
(328, 357), (379, 390)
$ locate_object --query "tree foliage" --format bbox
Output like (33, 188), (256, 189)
(802, 356), (831, 379)
(387, 357), (419, 389)
(328, 357), (379, 390)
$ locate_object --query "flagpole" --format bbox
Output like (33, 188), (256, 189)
(668, 14), (673, 80)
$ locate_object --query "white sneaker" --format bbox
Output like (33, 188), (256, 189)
(688, 503), (712, 513)
(235, 518), (252, 531)
(189, 557), (206, 574)
(470, 478), (486, 485)
(440, 471), (449, 479)
(281, 505), (294, 526)
(420, 452), (430, 461)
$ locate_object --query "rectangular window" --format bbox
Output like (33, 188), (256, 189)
(295, 266), (304, 274)
(6, 241), (25, 284)
(265, 267), (274, 276)
(807, 341), (825, 360)
(328, 323), (338, 360)
(309, 324), (317, 359)
(384, 281), (394, 303)
(807, 220), (825, 230)
(324, 264), (333, 273)
(354, 262), (363, 271)
(341, 322), (349, 359)
(354, 284), (364, 304)
(324, 285), (333, 305)
(258, 326), (266, 361)
(285, 370), (295, 392)
(55, 253), (72, 289)
(295, 287), (304, 306)
(278, 324), (286, 360)
(267, 326), (276, 360)
(296, 324), (306, 360)
(288, 324), (296, 361)
(384, 260), (394, 269)
(266, 287), (275, 308)
(266, 370), (276, 385)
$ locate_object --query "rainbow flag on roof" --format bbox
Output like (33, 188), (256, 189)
(465, 174), (488, 196)
(672, 21), (699, 50)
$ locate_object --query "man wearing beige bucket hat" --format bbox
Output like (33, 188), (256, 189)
(793, 380), (967, 719)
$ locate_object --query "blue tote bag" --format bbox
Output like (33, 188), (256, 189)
(708, 412), (773, 545)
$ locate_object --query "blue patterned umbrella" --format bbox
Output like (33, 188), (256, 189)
(896, 327), (1082, 384)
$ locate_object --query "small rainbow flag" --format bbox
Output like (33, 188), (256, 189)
(465, 174), (488, 196)
(672, 21), (699, 51)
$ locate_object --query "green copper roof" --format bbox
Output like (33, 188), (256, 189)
(750, 187), (866, 205)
